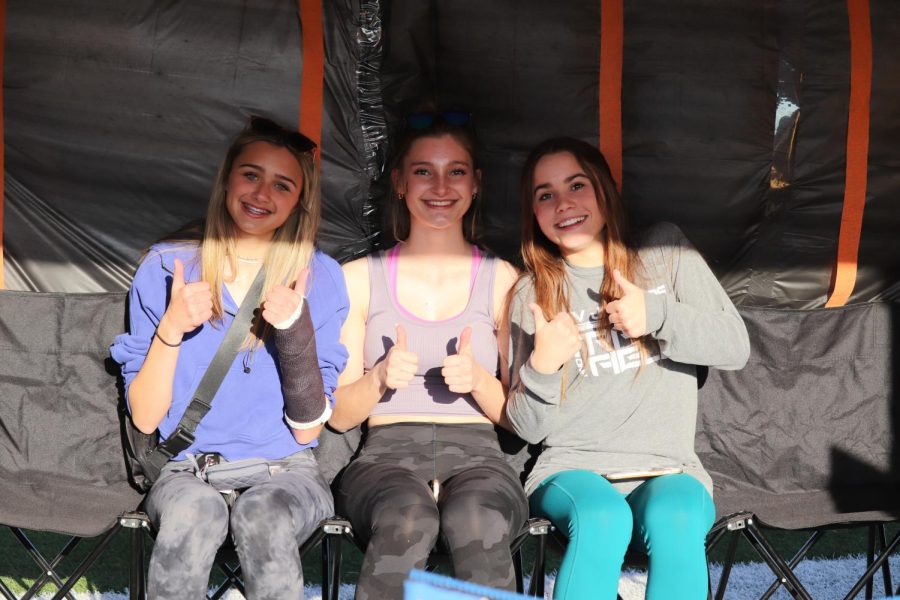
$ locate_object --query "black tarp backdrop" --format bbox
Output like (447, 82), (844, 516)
(4, 0), (899, 303)
(2, 0), (376, 292)
(2, 0), (900, 530)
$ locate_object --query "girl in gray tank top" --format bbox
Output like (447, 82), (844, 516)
(328, 111), (528, 599)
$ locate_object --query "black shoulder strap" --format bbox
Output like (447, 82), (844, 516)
(142, 267), (267, 482)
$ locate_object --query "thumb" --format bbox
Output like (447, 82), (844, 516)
(292, 267), (310, 296)
(529, 303), (549, 331)
(612, 269), (637, 294)
(457, 326), (473, 355)
(172, 258), (186, 293)
(395, 324), (408, 351)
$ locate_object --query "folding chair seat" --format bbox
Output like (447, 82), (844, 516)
(0, 291), (145, 599)
(695, 304), (900, 600)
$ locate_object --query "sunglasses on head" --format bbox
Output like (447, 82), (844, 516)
(405, 110), (472, 130)
(249, 116), (317, 154)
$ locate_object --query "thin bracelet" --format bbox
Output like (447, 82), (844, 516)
(155, 330), (182, 348)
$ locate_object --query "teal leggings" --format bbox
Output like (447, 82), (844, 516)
(531, 470), (714, 600)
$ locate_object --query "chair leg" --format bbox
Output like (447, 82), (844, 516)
(844, 529), (900, 600)
(128, 519), (149, 600)
(49, 525), (123, 600)
(11, 527), (80, 600)
(0, 577), (18, 600)
(760, 530), (822, 600)
(513, 547), (524, 595)
(714, 530), (740, 600)
(747, 521), (813, 600)
(328, 535), (344, 600)
(528, 530), (547, 598)
(864, 525), (876, 600)
(320, 535), (330, 600)
(878, 524), (893, 596)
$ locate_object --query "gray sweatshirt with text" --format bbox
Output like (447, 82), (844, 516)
(506, 223), (750, 496)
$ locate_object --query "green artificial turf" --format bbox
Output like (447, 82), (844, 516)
(2, 522), (898, 595)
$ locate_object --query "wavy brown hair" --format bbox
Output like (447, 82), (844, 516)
(518, 137), (653, 362)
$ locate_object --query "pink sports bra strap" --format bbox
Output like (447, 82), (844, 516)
(386, 244), (483, 324)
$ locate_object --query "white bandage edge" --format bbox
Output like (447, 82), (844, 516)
(284, 401), (333, 430)
(272, 297), (305, 330)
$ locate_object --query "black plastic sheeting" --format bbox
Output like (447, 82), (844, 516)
(376, 0), (900, 308)
(4, 0), (899, 305)
(3, 0), (378, 291)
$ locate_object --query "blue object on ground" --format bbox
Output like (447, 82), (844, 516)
(404, 569), (531, 600)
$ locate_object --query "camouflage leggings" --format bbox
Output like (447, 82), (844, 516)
(336, 423), (529, 600)
(144, 450), (334, 600)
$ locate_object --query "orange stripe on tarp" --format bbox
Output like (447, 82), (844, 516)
(825, 0), (872, 308)
(0, 0), (6, 289)
(599, 0), (623, 190)
(297, 0), (324, 153)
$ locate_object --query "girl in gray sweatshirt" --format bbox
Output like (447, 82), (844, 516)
(506, 138), (749, 600)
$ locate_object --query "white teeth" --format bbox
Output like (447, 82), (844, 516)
(557, 216), (587, 228)
(425, 200), (453, 207)
(243, 203), (270, 216)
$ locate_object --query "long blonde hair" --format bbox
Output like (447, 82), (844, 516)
(162, 117), (320, 343)
(518, 137), (653, 365)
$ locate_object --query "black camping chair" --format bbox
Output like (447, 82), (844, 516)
(0, 291), (145, 600)
(0, 290), (354, 600)
(697, 303), (900, 600)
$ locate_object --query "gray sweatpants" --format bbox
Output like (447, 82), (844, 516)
(145, 449), (333, 600)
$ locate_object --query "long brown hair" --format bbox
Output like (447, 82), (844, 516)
(386, 112), (482, 246)
(518, 137), (653, 360)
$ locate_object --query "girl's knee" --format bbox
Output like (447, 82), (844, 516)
(376, 497), (441, 542)
(440, 499), (513, 549)
(634, 475), (714, 540)
(534, 478), (633, 550)
(161, 492), (229, 538)
(231, 486), (295, 541)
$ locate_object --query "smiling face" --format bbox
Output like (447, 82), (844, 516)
(392, 134), (480, 235)
(531, 151), (607, 266)
(225, 141), (304, 242)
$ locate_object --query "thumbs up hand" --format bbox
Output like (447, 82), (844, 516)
(528, 303), (582, 374)
(162, 258), (213, 336)
(380, 324), (419, 390)
(263, 267), (309, 328)
(604, 269), (646, 338)
(442, 326), (483, 394)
